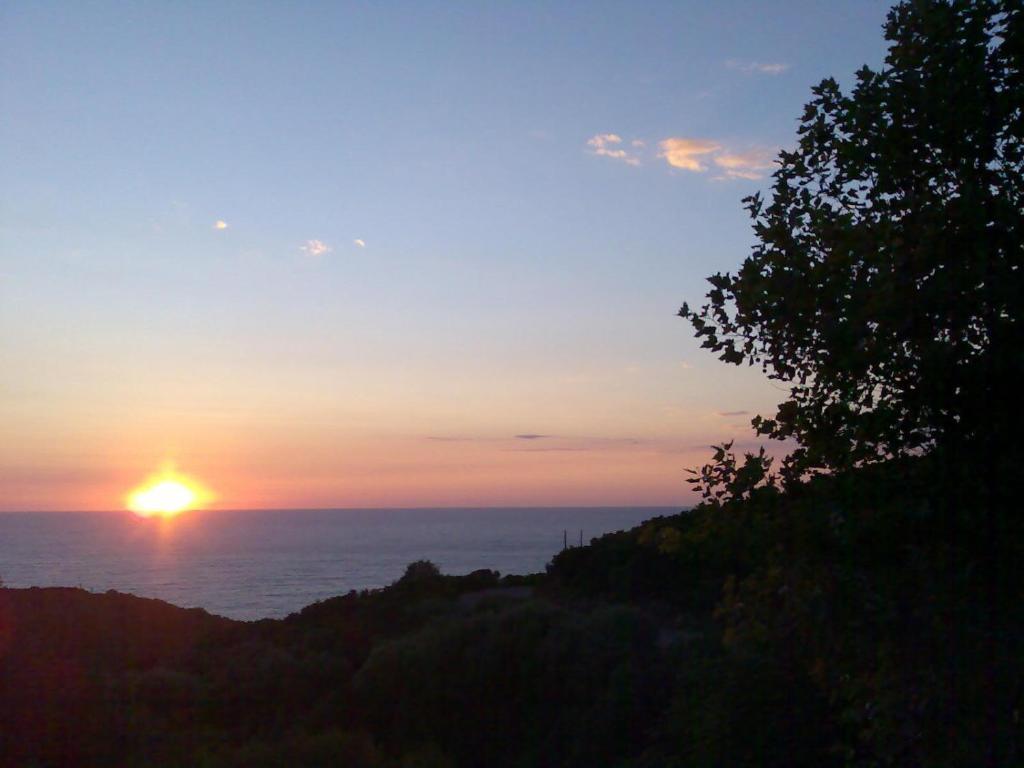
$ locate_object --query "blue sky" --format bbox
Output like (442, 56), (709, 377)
(1, 1), (894, 510)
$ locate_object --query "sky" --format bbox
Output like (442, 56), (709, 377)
(0, 1), (894, 511)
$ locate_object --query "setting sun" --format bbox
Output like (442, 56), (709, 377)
(126, 468), (213, 518)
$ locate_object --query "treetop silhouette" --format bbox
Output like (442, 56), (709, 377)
(681, 0), (1023, 479)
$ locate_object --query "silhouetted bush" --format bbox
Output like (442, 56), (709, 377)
(353, 600), (663, 768)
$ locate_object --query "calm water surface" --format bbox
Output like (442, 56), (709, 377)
(0, 507), (675, 619)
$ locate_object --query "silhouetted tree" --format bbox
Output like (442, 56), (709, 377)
(681, 0), (1023, 478)
(398, 560), (441, 584)
(392, 560), (446, 599)
(686, 440), (778, 506)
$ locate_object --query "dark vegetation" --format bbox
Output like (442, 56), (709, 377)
(2, 1), (1021, 765)
(2, 464), (1020, 768)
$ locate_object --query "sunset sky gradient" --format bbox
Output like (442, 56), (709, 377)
(0, 1), (892, 510)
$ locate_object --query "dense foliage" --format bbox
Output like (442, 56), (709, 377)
(681, 0), (1024, 475)
(3, 459), (1020, 767)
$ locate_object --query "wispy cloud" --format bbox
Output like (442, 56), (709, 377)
(713, 148), (777, 180)
(503, 447), (589, 453)
(586, 133), (641, 166)
(658, 138), (721, 172)
(586, 134), (777, 180)
(718, 410), (750, 417)
(503, 436), (642, 453)
(424, 434), (643, 453)
(213, 220), (229, 230)
(353, 238), (366, 248)
(300, 239), (332, 256)
(658, 139), (777, 180)
(726, 59), (790, 75)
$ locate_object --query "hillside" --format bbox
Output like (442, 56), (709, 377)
(2, 459), (1020, 767)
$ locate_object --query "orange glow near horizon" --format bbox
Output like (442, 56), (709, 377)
(126, 466), (214, 518)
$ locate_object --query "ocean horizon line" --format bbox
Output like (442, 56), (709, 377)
(0, 504), (686, 515)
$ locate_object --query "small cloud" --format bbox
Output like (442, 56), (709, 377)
(353, 238), (366, 248)
(658, 140), (777, 180)
(504, 447), (589, 453)
(631, 139), (646, 148)
(588, 132), (622, 148)
(505, 435), (641, 452)
(213, 220), (229, 230)
(658, 137), (721, 172)
(301, 239), (332, 256)
(718, 410), (750, 417)
(586, 133), (641, 166)
(680, 361), (693, 370)
(726, 59), (790, 75)
(713, 148), (777, 180)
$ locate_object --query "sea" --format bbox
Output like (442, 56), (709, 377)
(0, 507), (675, 620)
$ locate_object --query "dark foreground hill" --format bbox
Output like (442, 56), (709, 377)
(0, 587), (233, 767)
(1, 464), (1021, 768)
